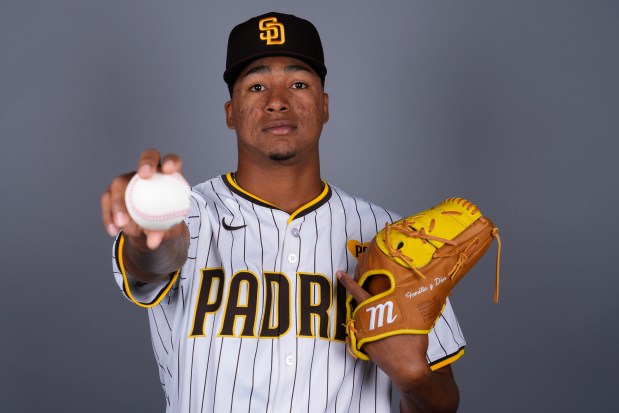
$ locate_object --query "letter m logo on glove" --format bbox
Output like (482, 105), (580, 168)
(366, 301), (398, 330)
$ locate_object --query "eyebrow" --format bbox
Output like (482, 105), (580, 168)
(241, 64), (313, 79)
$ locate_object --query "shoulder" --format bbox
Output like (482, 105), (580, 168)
(181, 175), (233, 223)
(327, 183), (402, 223)
(191, 175), (227, 200)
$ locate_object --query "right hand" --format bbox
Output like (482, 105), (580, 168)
(101, 149), (185, 250)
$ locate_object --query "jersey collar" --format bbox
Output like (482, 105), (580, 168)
(222, 172), (332, 224)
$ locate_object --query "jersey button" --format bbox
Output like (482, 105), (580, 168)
(287, 253), (298, 264)
(285, 355), (295, 366)
(291, 228), (300, 237)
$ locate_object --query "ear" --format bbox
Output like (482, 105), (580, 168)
(323, 93), (329, 124)
(224, 101), (235, 130)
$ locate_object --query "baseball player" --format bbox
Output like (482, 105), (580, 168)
(101, 12), (464, 413)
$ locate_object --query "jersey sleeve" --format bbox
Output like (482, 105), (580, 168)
(111, 191), (205, 308)
(426, 299), (466, 370)
(112, 232), (181, 308)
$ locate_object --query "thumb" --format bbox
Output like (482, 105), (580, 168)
(145, 230), (166, 250)
(337, 271), (371, 302)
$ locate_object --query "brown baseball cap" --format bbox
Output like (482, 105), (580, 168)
(223, 12), (327, 87)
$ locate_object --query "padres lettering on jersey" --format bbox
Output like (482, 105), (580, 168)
(113, 173), (466, 413)
(187, 268), (347, 341)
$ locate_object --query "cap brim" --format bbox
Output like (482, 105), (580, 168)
(223, 51), (327, 85)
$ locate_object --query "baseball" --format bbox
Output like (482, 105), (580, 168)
(125, 172), (191, 231)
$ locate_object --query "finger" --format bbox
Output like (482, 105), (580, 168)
(161, 153), (183, 174)
(109, 172), (135, 228)
(137, 148), (162, 178)
(101, 189), (119, 236)
(336, 271), (371, 302)
(145, 230), (166, 250)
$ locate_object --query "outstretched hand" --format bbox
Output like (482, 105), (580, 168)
(101, 149), (185, 250)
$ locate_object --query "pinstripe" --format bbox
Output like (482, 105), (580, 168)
(176, 342), (181, 412)
(352, 196), (364, 243)
(367, 202), (379, 235)
(374, 365), (378, 413)
(196, 201), (213, 412)
(186, 198), (204, 413)
(112, 177), (465, 413)
(151, 309), (169, 355)
(307, 212), (319, 412)
(180, 285), (185, 311)
(440, 314), (458, 345)
(160, 306), (173, 335)
(288, 215), (306, 412)
(188, 338), (196, 413)
(331, 189), (350, 272)
(209, 182), (226, 413)
(358, 361), (369, 413)
(308, 339), (317, 412)
(199, 293), (218, 413)
(248, 202), (263, 413)
(266, 208), (280, 413)
(433, 327), (448, 356)
(230, 342), (243, 413)
(456, 313), (465, 339)
(325, 203), (333, 413)
(350, 195), (364, 413)
(229, 190), (250, 413)
(331, 189), (350, 413)
(213, 333), (226, 413)
(364, 197), (380, 413)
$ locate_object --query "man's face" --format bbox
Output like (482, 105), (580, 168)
(224, 56), (329, 165)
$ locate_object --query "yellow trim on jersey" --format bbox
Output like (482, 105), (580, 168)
(224, 173), (330, 224)
(287, 182), (330, 224)
(117, 233), (180, 308)
(225, 173), (277, 208)
(430, 348), (465, 371)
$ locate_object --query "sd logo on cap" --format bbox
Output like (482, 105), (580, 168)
(259, 17), (285, 45)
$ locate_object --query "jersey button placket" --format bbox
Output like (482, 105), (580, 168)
(272, 223), (302, 404)
(285, 355), (295, 366)
(288, 227), (299, 263)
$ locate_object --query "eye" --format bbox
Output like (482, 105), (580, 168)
(249, 84), (266, 92)
(396, 241), (405, 250)
(291, 82), (308, 89)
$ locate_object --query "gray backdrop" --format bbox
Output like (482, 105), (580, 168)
(2, 1), (618, 412)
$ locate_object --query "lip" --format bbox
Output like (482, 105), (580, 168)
(262, 120), (297, 135)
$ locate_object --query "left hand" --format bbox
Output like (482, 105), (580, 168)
(336, 270), (432, 388)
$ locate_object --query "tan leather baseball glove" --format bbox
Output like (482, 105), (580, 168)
(345, 197), (501, 360)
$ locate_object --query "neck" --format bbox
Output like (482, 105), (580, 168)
(234, 161), (323, 214)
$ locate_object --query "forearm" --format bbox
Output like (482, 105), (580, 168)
(398, 365), (459, 413)
(122, 224), (190, 283)
(360, 335), (459, 413)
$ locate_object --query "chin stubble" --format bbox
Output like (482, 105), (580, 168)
(268, 152), (296, 162)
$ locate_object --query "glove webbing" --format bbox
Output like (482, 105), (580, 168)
(384, 216), (502, 303)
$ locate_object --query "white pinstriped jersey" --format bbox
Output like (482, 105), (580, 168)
(113, 173), (466, 413)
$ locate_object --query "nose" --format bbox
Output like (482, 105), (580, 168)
(265, 86), (289, 113)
